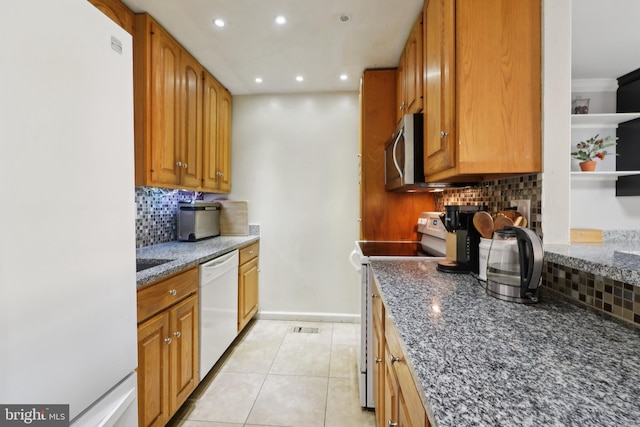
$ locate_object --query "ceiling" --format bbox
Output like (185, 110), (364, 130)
(120, 0), (423, 95)
(572, 0), (640, 80)
(119, 1), (640, 95)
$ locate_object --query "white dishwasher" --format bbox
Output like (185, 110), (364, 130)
(199, 249), (239, 381)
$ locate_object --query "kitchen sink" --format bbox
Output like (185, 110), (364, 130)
(136, 258), (173, 273)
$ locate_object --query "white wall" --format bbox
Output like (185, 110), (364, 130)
(229, 92), (361, 320)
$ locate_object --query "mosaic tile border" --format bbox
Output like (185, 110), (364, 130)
(543, 261), (640, 328)
(433, 173), (542, 237)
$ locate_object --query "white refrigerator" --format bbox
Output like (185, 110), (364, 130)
(0, 0), (138, 425)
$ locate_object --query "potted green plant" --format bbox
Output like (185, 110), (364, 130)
(571, 134), (618, 171)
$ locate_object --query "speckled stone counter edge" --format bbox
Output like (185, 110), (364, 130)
(135, 225), (260, 287)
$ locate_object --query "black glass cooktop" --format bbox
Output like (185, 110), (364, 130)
(359, 241), (433, 257)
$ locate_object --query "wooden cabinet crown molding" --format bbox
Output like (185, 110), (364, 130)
(87, 0), (134, 34)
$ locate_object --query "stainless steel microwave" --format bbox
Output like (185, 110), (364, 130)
(384, 113), (425, 191)
(384, 113), (476, 192)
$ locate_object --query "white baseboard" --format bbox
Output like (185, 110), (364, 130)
(256, 311), (360, 323)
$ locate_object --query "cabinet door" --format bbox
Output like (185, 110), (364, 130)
(455, 0), (541, 175)
(424, 0), (456, 176)
(138, 312), (171, 427)
(217, 88), (232, 192)
(384, 341), (399, 427)
(396, 53), (406, 124)
(202, 74), (231, 193)
(372, 287), (385, 427)
(150, 23), (181, 186)
(179, 52), (203, 188)
(169, 294), (199, 413)
(238, 257), (259, 332)
(397, 366), (427, 427)
(404, 13), (423, 115)
(202, 72), (221, 191)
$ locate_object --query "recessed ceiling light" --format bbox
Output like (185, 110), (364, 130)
(340, 74), (348, 81)
(254, 77), (263, 83)
(274, 15), (286, 25)
(213, 18), (225, 28)
(295, 75), (304, 82)
(338, 14), (351, 23)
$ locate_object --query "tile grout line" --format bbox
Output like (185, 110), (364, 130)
(242, 320), (292, 427)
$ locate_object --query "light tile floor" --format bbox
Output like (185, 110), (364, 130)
(168, 320), (376, 427)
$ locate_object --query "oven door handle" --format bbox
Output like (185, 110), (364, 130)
(349, 249), (361, 272)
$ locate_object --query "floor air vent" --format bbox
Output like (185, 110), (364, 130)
(292, 326), (320, 334)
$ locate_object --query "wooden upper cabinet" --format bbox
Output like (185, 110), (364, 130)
(217, 88), (232, 192)
(424, 0), (455, 175)
(424, 0), (542, 182)
(179, 51), (203, 189)
(397, 12), (424, 123)
(202, 72), (231, 193)
(133, 13), (232, 192)
(152, 24), (181, 186)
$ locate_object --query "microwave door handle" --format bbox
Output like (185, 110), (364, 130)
(392, 129), (404, 179)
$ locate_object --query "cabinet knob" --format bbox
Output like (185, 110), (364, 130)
(169, 289), (177, 296)
(216, 171), (224, 177)
(388, 420), (398, 427)
(182, 163), (188, 169)
(440, 131), (448, 138)
(375, 357), (382, 364)
(176, 161), (182, 167)
(174, 331), (181, 338)
(249, 250), (254, 254)
(389, 354), (402, 364)
(164, 337), (172, 345)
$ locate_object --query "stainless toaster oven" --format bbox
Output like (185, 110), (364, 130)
(177, 201), (221, 241)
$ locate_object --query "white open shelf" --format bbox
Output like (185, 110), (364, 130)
(571, 112), (640, 128)
(571, 170), (640, 180)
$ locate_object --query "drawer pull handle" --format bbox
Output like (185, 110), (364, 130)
(249, 250), (254, 254)
(164, 337), (172, 345)
(174, 331), (181, 338)
(169, 289), (177, 296)
(388, 420), (398, 427)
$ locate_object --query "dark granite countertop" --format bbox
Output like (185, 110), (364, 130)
(544, 241), (640, 286)
(371, 260), (640, 427)
(135, 234), (259, 287)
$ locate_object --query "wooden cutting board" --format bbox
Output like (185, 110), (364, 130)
(570, 228), (602, 243)
(219, 200), (249, 235)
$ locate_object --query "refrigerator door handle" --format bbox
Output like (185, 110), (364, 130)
(349, 249), (361, 272)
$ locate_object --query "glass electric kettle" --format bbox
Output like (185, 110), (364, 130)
(486, 226), (543, 303)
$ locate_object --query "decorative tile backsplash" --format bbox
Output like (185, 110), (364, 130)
(433, 173), (542, 236)
(135, 187), (195, 248)
(543, 261), (640, 328)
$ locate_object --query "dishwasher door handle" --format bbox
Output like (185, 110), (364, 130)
(201, 250), (238, 270)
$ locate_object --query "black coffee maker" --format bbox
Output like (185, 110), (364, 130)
(437, 205), (484, 274)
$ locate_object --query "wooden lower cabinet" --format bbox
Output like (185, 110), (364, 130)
(372, 283), (386, 427)
(238, 241), (259, 332)
(374, 280), (430, 427)
(137, 310), (170, 427)
(137, 268), (199, 427)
